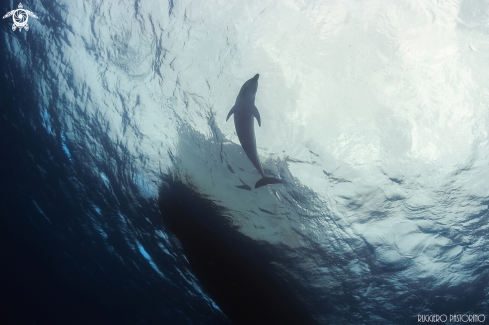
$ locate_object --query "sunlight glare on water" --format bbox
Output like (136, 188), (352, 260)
(4, 0), (489, 323)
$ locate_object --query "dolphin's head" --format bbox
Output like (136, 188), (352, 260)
(239, 74), (260, 98)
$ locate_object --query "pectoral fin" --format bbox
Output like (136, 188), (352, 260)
(3, 10), (14, 19)
(226, 105), (237, 121)
(252, 105), (261, 127)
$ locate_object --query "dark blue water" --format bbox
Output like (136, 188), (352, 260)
(0, 34), (227, 325)
(2, 1), (489, 324)
(0, 48), (311, 324)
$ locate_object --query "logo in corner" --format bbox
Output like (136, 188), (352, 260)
(3, 3), (38, 32)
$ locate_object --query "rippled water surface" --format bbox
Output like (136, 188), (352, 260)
(1, 0), (489, 324)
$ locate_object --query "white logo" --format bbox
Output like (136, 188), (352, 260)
(3, 3), (38, 32)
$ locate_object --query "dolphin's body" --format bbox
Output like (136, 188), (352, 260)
(226, 74), (282, 188)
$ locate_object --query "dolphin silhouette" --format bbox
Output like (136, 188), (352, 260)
(226, 74), (283, 188)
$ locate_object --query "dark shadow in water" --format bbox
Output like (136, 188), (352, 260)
(0, 35), (228, 324)
(158, 175), (316, 325)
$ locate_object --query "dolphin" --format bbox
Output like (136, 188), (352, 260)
(226, 74), (283, 188)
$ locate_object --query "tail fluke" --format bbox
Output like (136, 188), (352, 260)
(255, 177), (282, 189)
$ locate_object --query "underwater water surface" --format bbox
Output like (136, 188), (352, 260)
(1, 0), (489, 324)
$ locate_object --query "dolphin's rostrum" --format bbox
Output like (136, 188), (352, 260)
(227, 74), (283, 188)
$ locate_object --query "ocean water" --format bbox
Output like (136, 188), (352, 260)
(1, 0), (488, 324)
